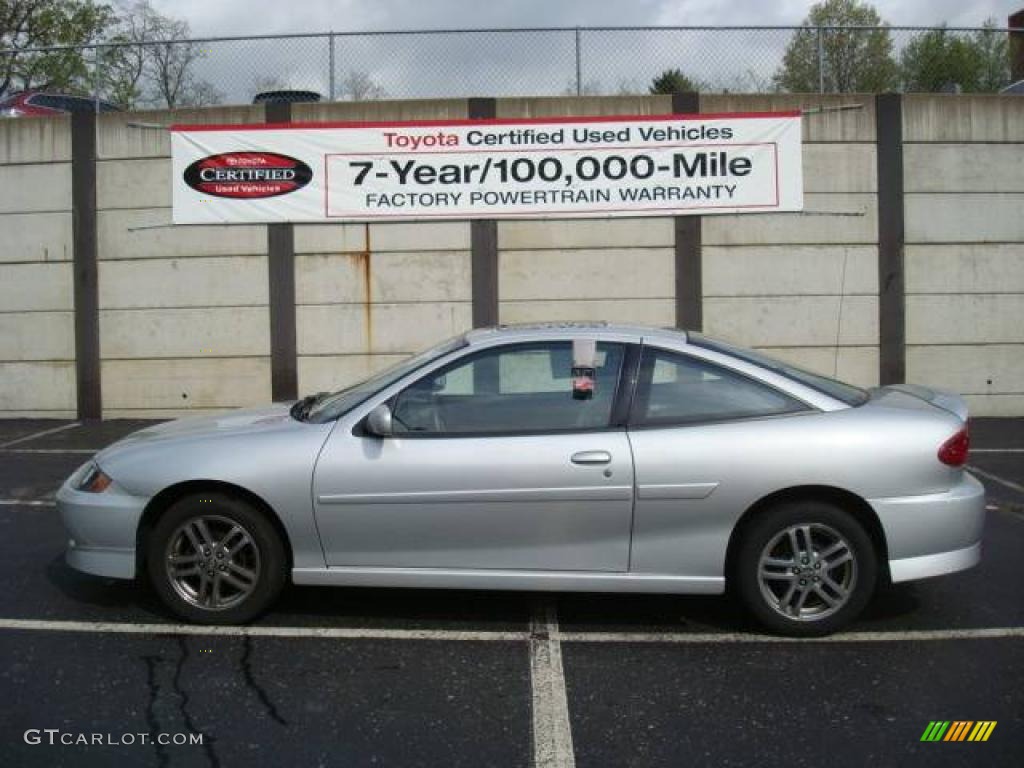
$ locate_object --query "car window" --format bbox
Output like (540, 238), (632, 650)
(687, 332), (869, 406)
(631, 347), (810, 427)
(392, 341), (625, 435)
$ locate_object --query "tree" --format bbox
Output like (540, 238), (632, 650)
(774, 0), (897, 93)
(103, 1), (221, 109)
(649, 68), (698, 94)
(340, 70), (384, 101)
(900, 20), (1010, 92)
(1, 0), (114, 98)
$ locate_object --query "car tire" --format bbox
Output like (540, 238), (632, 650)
(146, 491), (287, 625)
(734, 501), (877, 637)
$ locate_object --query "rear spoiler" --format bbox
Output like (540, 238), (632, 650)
(881, 384), (969, 423)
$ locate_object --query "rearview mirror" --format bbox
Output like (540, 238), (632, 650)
(365, 404), (394, 437)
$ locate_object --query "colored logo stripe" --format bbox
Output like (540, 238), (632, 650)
(968, 722), (997, 742)
(921, 721), (950, 741)
(920, 720), (996, 742)
(944, 721), (973, 741)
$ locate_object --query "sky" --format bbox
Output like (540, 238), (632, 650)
(151, 0), (1022, 37)
(141, 0), (1023, 101)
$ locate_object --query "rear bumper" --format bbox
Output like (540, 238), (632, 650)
(869, 473), (986, 583)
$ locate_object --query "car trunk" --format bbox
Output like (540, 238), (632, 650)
(867, 384), (968, 423)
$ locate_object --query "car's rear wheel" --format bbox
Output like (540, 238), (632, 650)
(146, 492), (286, 624)
(734, 501), (877, 636)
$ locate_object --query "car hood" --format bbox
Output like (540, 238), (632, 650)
(99, 403), (298, 456)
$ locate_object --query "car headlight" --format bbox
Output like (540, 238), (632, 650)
(76, 463), (113, 493)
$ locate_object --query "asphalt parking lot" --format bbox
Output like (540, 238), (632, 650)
(0, 418), (1021, 767)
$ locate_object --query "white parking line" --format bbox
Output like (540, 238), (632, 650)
(557, 626), (1024, 643)
(0, 618), (1020, 643)
(0, 618), (525, 641)
(529, 603), (576, 768)
(969, 465), (1024, 495)
(0, 422), (80, 448)
(0, 500), (56, 507)
(971, 448), (1024, 453)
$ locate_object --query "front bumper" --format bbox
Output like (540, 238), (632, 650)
(56, 466), (149, 580)
(870, 473), (986, 583)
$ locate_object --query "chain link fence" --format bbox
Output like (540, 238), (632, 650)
(2, 25), (1021, 111)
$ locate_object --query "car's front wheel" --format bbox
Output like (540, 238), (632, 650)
(146, 492), (287, 624)
(734, 501), (878, 636)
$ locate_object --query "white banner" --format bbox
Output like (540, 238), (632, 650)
(171, 112), (802, 224)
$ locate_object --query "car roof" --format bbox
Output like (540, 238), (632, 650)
(464, 322), (691, 346)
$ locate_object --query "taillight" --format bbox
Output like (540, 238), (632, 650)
(938, 427), (969, 467)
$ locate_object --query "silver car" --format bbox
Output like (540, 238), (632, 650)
(57, 323), (984, 635)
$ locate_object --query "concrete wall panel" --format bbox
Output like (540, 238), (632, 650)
(907, 344), (1024, 397)
(0, 212), (72, 264)
(501, 248), (674, 301)
(0, 262), (73, 311)
(704, 296), (878, 347)
(101, 358), (271, 410)
(703, 194), (877, 245)
(907, 295), (1024, 345)
(99, 256), (268, 309)
(298, 302), (472, 356)
(98, 208), (267, 260)
(903, 95), (1024, 143)
(0, 115), (71, 164)
(905, 194), (1024, 244)
(499, 218), (674, 250)
(905, 144), (1024, 193)
(704, 245), (877, 297)
(906, 244), (1024, 295)
(0, 361), (75, 412)
(97, 158), (171, 210)
(499, 299), (675, 326)
(0, 313), (74, 361)
(0, 163), (71, 213)
(100, 307), (270, 359)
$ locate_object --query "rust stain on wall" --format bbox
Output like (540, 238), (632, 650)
(362, 223), (372, 352)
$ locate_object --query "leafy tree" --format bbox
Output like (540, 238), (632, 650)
(900, 20), (1010, 92)
(1, 0), (115, 98)
(649, 68), (698, 94)
(774, 0), (897, 93)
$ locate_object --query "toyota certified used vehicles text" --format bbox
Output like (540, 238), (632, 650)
(57, 324), (984, 636)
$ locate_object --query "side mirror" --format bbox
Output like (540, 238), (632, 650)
(365, 403), (394, 437)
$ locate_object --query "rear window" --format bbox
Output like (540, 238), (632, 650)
(688, 333), (870, 406)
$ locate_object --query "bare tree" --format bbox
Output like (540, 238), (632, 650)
(105, 0), (221, 109)
(340, 70), (383, 101)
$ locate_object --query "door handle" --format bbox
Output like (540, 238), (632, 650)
(571, 450), (612, 465)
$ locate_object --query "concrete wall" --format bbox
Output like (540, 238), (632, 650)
(0, 116), (76, 416)
(1, 94), (1021, 417)
(903, 95), (1024, 416)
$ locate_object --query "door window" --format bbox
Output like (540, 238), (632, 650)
(631, 348), (809, 426)
(391, 341), (625, 435)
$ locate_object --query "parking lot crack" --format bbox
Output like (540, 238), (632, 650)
(174, 637), (222, 768)
(241, 634), (289, 726)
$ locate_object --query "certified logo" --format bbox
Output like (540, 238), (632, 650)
(184, 152), (312, 199)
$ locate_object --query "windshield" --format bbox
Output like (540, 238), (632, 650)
(303, 334), (468, 423)
(688, 333), (870, 407)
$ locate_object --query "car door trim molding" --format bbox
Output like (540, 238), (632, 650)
(635, 482), (719, 500)
(292, 566), (725, 594)
(317, 484), (633, 505)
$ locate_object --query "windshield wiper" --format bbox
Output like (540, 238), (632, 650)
(290, 391), (328, 422)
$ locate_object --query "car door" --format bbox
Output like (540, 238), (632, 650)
(312, 339), (636, 571)
(625, 344), (813, 580)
